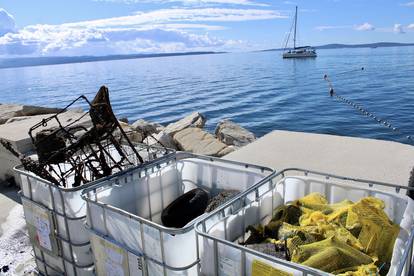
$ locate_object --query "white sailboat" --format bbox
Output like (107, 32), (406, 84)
(283, 6), (317, 59)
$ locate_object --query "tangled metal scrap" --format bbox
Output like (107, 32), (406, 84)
(1, 86), (145, 187)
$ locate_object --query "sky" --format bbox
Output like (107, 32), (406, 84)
(0, 0), (413, 57)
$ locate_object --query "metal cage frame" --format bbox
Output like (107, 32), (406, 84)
(81, 152), (274, 275)
(14, 144), (175, 276)
(195, 168), (414, 276)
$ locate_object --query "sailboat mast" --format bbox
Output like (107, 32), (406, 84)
(293, 6), (297, 49)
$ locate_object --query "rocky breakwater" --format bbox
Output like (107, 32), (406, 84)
(0, 103), (257, 185)
(127, 112), (257, 157)
(215, 119), (256, 147)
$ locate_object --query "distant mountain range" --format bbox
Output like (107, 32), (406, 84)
(0, 51), (224, 69)
(260, 42), (414, 52)
(1, 42), (413, 69)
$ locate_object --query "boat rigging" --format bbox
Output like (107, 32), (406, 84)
(283, 6), (317, 59)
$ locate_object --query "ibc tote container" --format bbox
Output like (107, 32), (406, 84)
(81, 152), (273, 276)
(195, 169), (414, 276)
(15, 143), (173, 276)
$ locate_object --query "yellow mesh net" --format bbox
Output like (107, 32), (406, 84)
(336, 263), (379, 276)
(293, 193), (400, 275)
(244, 192), (400, 275)
(291, 236), (373, 273)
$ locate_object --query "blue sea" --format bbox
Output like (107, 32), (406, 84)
(1, 46), (414, 144)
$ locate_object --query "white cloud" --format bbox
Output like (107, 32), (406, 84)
(393, 23), (405, 34)
(401, 1), (414, 7)
(63, 8), (285, 29)
(316, 23), (376, 32)
(0, 8), (283, 57)
(315, 25), (350, 31)
(148, 23), (227, 30)
(93, 0), (269, 6)
(354, 22), (375, 31)
(318, 23), (413, 34)
(0, 25), (232, 56)
(0, 8), (15, 36)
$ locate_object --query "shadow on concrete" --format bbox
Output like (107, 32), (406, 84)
(0, 184), (21, 205)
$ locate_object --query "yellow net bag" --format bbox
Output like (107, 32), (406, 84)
(244, 192), (400, 275)
(293, 193), (400, 274)
(291, 236), (373, 273)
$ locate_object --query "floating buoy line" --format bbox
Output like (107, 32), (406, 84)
(324, 68), (413, 143)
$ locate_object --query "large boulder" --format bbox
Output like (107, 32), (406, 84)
(114, 124), (143, 144)
(216, 145), (237, 156)
(5, 107), (82, 124)
(119, 117), (129, 124)
(131, 119), (164, 137)
(144, 130), (177, 150)
(215, 120), (256, 147)
(165, 112), (206, 136)
(173, 127), (235, 157)
(0, 104), (63, 125)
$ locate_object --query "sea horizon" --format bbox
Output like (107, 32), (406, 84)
(1, 41), (414, 69)
(2, 46), (413, 145)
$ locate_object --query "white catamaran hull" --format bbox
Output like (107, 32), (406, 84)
(283, 52), (317, 58)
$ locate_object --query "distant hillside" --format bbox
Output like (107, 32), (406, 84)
(260, 42), (414, 52)
(316, 42), (414, 49)
(1, 42), (413, 69)
(0, 51), (224, 69)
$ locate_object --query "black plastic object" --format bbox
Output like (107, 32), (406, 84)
(161, 188), (210, 228)
(407, 167), (414, 200)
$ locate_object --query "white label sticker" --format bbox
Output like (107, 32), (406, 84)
(105, 261), (124, 276)
(106, 247), (124, 264)
(218, 257), (240, 276)
(91, 235), (130, 276)
(35, 215), (52, 251)
(128, 253), (144, 276)
(104, 243), (126, 276)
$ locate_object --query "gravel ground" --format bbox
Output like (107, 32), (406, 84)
(0, 194), (36, 276)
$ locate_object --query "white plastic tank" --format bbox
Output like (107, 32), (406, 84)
(15, 143), (173, 276)
(82, 152), (273, 275)
(196, 169), (414, 276)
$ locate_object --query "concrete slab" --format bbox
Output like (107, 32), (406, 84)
(225, 130), (414, 185)
(0, 111), (91, 183)
(0, 186), (21, 235)
(0, 104), (62, 125)
(0, 110), (91, 154)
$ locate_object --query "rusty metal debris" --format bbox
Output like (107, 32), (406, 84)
(1, 86), (150, 187)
